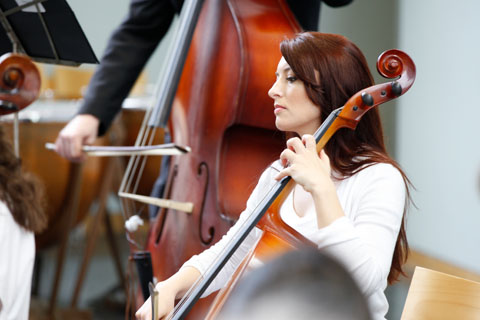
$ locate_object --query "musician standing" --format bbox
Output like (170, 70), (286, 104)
(53, 0), (353, 161)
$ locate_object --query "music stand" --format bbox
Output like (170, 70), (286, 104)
(0, 0), (98, 66)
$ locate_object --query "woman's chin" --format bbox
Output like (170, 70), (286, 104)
(275, 120), (291, 132)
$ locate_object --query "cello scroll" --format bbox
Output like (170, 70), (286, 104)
(0, 53), (40, 115)
(315, 49), (416, 153)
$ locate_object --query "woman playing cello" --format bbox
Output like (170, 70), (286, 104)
(136, 32), (411, 320)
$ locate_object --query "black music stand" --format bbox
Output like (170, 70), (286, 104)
(0, 0), (98, 65)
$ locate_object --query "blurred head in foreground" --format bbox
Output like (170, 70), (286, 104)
(218, 248), (371, 320)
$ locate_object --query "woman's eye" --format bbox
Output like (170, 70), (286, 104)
(286, 76), (297, 83)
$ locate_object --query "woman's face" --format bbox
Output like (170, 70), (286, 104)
(268, 57), (321, 136)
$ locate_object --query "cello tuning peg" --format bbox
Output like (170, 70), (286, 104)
(361, 92), (374, 106)
(391, 82), (402, 96)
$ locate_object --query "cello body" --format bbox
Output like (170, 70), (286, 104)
(144, 0), (301, 317)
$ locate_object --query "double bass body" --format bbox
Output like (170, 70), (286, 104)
(144, 0), (301, 317)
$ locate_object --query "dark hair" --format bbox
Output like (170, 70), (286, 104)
(280, 32), (410, 284)
(219, 248), (371, 320)
(0, 125), (47, 233)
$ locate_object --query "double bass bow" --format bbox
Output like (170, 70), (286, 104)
(161, 48), (416, 320)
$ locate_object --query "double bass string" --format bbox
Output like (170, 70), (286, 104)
(119, 98), (164, 248)
(119, 43), (171, 222)
(119, 106), (152, 221)
(119, 0), (203, 240)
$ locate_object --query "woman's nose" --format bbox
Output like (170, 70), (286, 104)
(268, 80), (281, 99)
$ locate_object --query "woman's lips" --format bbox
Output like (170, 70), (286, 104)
(274, 104), (286, 114)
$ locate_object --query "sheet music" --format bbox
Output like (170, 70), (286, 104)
(15, 0), (45, 13)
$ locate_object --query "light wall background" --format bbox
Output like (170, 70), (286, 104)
(322, 1), (480, 317)
(396, 0), (480, 272)
(68, 0), (176, 91)
(67, 0), (480, 318)
(323, 0), (480, 275)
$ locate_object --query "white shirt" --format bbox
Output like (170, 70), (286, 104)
(183, 161), (405, 319)
(0, 200), (35, 320)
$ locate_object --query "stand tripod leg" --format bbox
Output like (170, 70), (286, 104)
(70, 157), (116, 307)
(32, 254), (43, 296)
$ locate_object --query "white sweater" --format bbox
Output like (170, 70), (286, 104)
(0, 201), (35, 320)
(183, 161), (405, 319)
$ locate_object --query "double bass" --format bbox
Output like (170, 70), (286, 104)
(120, 0), (301, 318)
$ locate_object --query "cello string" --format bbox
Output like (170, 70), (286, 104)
(165, 172), (284, 318)
(166, 228), (265, 320)
(165, 166), (285, 319)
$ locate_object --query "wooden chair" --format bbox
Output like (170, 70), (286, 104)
(401, 266), (480, 319)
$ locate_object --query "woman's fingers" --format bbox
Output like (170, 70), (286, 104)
(302, 134), (316, 152)
(286, 137), (306, 153)
(135, 296), (151, 320)
(279, 148), (296, 167)
(275, 166), (291, 181)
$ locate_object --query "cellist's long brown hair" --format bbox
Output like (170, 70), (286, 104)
(0, 125), (47, 233)
(280, 32), (411, 284)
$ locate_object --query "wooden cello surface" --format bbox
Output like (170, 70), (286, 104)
(144, 0), (301, 317)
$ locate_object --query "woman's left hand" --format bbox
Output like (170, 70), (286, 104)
(275, 134), (344, 228)
(275, 135), (333, 195)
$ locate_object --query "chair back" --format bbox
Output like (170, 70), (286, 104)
(401, 266), (480, 319)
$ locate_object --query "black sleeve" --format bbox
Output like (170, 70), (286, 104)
(322, 0), (353, 8)
(286, 0), (353, 31)
(78, 0), (177, 136)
